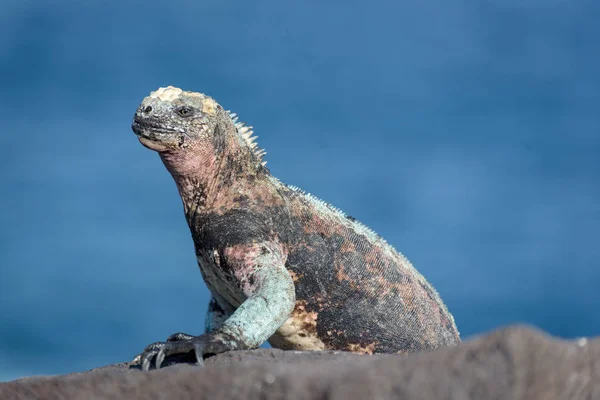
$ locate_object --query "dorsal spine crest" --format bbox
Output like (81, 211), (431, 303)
(227, 110), (267, 166)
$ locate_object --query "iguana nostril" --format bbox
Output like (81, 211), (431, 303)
(143, 106), (153, 114)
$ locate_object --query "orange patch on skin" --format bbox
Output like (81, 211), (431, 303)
(346, 342), (378, 355)
(335, 263), (360, 289)
(292, 301), (318, 334)
(288, 270), (303, 282)
(268, 300), (325, 351)
(339, 241), (356, 253)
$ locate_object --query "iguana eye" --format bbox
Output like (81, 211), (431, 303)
(177, 107), (194, 117)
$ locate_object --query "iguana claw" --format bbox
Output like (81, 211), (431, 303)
(136, 331), (242, 371)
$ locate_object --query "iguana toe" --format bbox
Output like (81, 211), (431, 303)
(166, 332), (195, 342)
(137, 332), (244, 371)
(137, 341), (163, 371)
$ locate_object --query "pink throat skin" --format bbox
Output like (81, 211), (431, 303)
(157, 145), (223, 214)
(158, 146), (219, 181)
(137, 135), (224, 216)
(137, 124), (266, 218)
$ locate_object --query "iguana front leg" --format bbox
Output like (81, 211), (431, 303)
(137, 242), (295, 370)
(203, 295), (234, 333)
(132, 295), (232, 366)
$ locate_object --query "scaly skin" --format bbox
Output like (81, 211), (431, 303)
(130, 86), (460, 370)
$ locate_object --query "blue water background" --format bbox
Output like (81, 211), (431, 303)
(1, 0), (598, 381)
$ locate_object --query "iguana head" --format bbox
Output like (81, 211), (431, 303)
(132, 86), (266, 177)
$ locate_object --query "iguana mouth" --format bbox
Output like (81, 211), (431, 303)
(132, 119), (179, 140)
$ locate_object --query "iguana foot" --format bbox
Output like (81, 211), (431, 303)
(134, 331), (243, 371)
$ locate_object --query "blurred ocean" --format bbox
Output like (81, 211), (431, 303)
(1, 0), (599, 382)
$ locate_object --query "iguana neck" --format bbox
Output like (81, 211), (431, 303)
(158, 141), (262, 222)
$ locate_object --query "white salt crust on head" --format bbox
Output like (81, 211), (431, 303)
(150, 86), (183, 102)
(149, 86), (217, 116)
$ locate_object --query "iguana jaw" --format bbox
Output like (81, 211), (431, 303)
(131, 117), (183, 151)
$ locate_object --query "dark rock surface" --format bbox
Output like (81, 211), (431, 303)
(1, 325), (598, 399)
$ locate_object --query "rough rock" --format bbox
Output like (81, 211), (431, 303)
(1, 325), (598, 399)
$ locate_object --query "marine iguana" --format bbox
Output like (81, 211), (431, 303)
(130, 86), (460, 370)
